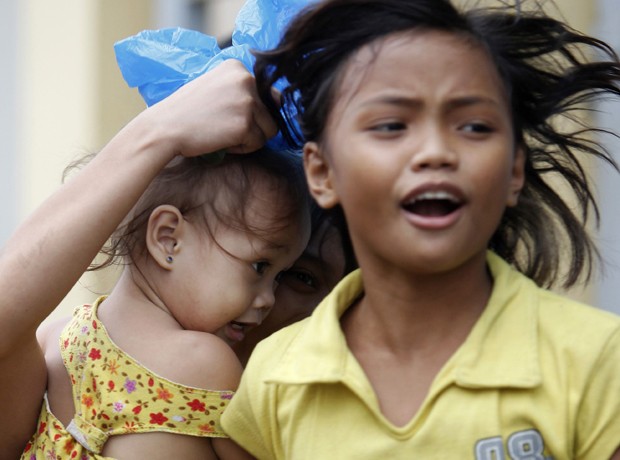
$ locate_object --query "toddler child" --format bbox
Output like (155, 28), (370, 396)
(0, 60), (309, 459)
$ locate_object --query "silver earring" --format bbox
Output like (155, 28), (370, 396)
(166, 256), (174, 263)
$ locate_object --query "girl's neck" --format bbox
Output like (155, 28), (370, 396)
(342, 252), (492, 356)
(102, 265), (178, 328)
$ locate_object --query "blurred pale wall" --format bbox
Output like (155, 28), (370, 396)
(1, 0), (618, 322)
(0, 0), (19, 246)
(592, 0), (620, 313)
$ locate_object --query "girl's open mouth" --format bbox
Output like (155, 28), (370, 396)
(401, 188), (465, 230)
(402, 190), (462, 217)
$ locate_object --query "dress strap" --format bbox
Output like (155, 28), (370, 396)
(66, 414), (109, 454)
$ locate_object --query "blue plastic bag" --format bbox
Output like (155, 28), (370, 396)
(114, 0), (317, 149)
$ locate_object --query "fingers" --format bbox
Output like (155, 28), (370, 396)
(252, 100), (279, 143)
(212, 62), (279, 154)
(225, 116), (272, 154)
(141, 59), (281, 158)
(271, 87), (282, 108)
(226, 104), (280, 154)
(238, 67), (279, 149)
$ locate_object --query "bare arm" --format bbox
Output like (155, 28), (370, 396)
(0, 60), (276, 458)
(213, 439), (256, 460)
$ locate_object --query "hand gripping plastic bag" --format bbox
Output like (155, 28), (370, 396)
(114, 0), (317, 150)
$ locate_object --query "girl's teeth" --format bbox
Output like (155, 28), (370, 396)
(413, 191), (457, 202)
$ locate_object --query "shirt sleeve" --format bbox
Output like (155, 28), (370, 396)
(575, 327), (620, 459)
(221, 341), (281, 460)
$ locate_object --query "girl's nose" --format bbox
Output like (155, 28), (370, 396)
(409, 126), (457, 171)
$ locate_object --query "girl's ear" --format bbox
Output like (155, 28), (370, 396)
(304, 141), (339, 209)
(146, 205), (184, 270)
(507, 145), (526, 207)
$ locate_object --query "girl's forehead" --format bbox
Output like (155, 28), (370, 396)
(331, 29), (506, 109)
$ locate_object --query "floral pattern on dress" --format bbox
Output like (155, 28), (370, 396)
(21, 297), (235, 459)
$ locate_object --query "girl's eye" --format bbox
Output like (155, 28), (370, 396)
(279, 269), (318, 293)
(293, 271), (316, 287)
(461, 122), (493, 134)
(252, 261), (269, 275)
(370, 121), (406, 132)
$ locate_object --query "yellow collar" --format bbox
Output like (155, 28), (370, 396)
(266, 252), (541, 390)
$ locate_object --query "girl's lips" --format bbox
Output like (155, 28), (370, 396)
(402, 204), (463, 230)
(401, 182), (465, 230)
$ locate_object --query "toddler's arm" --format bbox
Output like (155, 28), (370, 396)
(0, 59), (276, 459)
(213, 438), (256, 460)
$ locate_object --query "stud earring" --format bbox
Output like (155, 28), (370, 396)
(166, 256), (174, 263)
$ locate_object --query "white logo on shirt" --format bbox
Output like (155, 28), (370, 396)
(475, 429), (553, 460)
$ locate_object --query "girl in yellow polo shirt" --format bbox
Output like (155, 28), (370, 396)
(221, 0), (620, 458)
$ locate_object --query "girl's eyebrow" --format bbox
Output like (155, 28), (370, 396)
(258, 241), (287, 252)
(297, 250), (322, 265)
(444, 96), (503, 110)
(258, 238), (296, 253)
(358, 94), (501, 110)
(358, 95), (422, 109)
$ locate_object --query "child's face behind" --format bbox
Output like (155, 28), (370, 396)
(306, 30), (524, 277)
(234, 221), (346, 363)
(163, 183), (309, 347)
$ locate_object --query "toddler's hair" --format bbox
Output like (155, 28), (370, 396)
(66, 148), (309, 270)
(254, 0), (620, 288)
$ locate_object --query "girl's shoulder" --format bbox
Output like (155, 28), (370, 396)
(491, 252), (620, 344)
(36, 314), (72, 353)
(536, 288), (620, 351)
(537, 288), (620, 329)
(160, 329), (244, 391)
(93, 297), (244, 393)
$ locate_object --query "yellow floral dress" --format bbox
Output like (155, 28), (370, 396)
(21, 297), (234, 459)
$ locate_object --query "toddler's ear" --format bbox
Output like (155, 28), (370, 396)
(304, 142), (339, 209)
(146, 205), (184, 270)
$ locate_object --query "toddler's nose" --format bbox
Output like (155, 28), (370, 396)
(252, 288), (275, 323)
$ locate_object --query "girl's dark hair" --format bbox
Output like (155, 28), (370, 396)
(308, 200), (357, 278)
(254, 0), (620, 288)
(66, 148), (309, 270)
